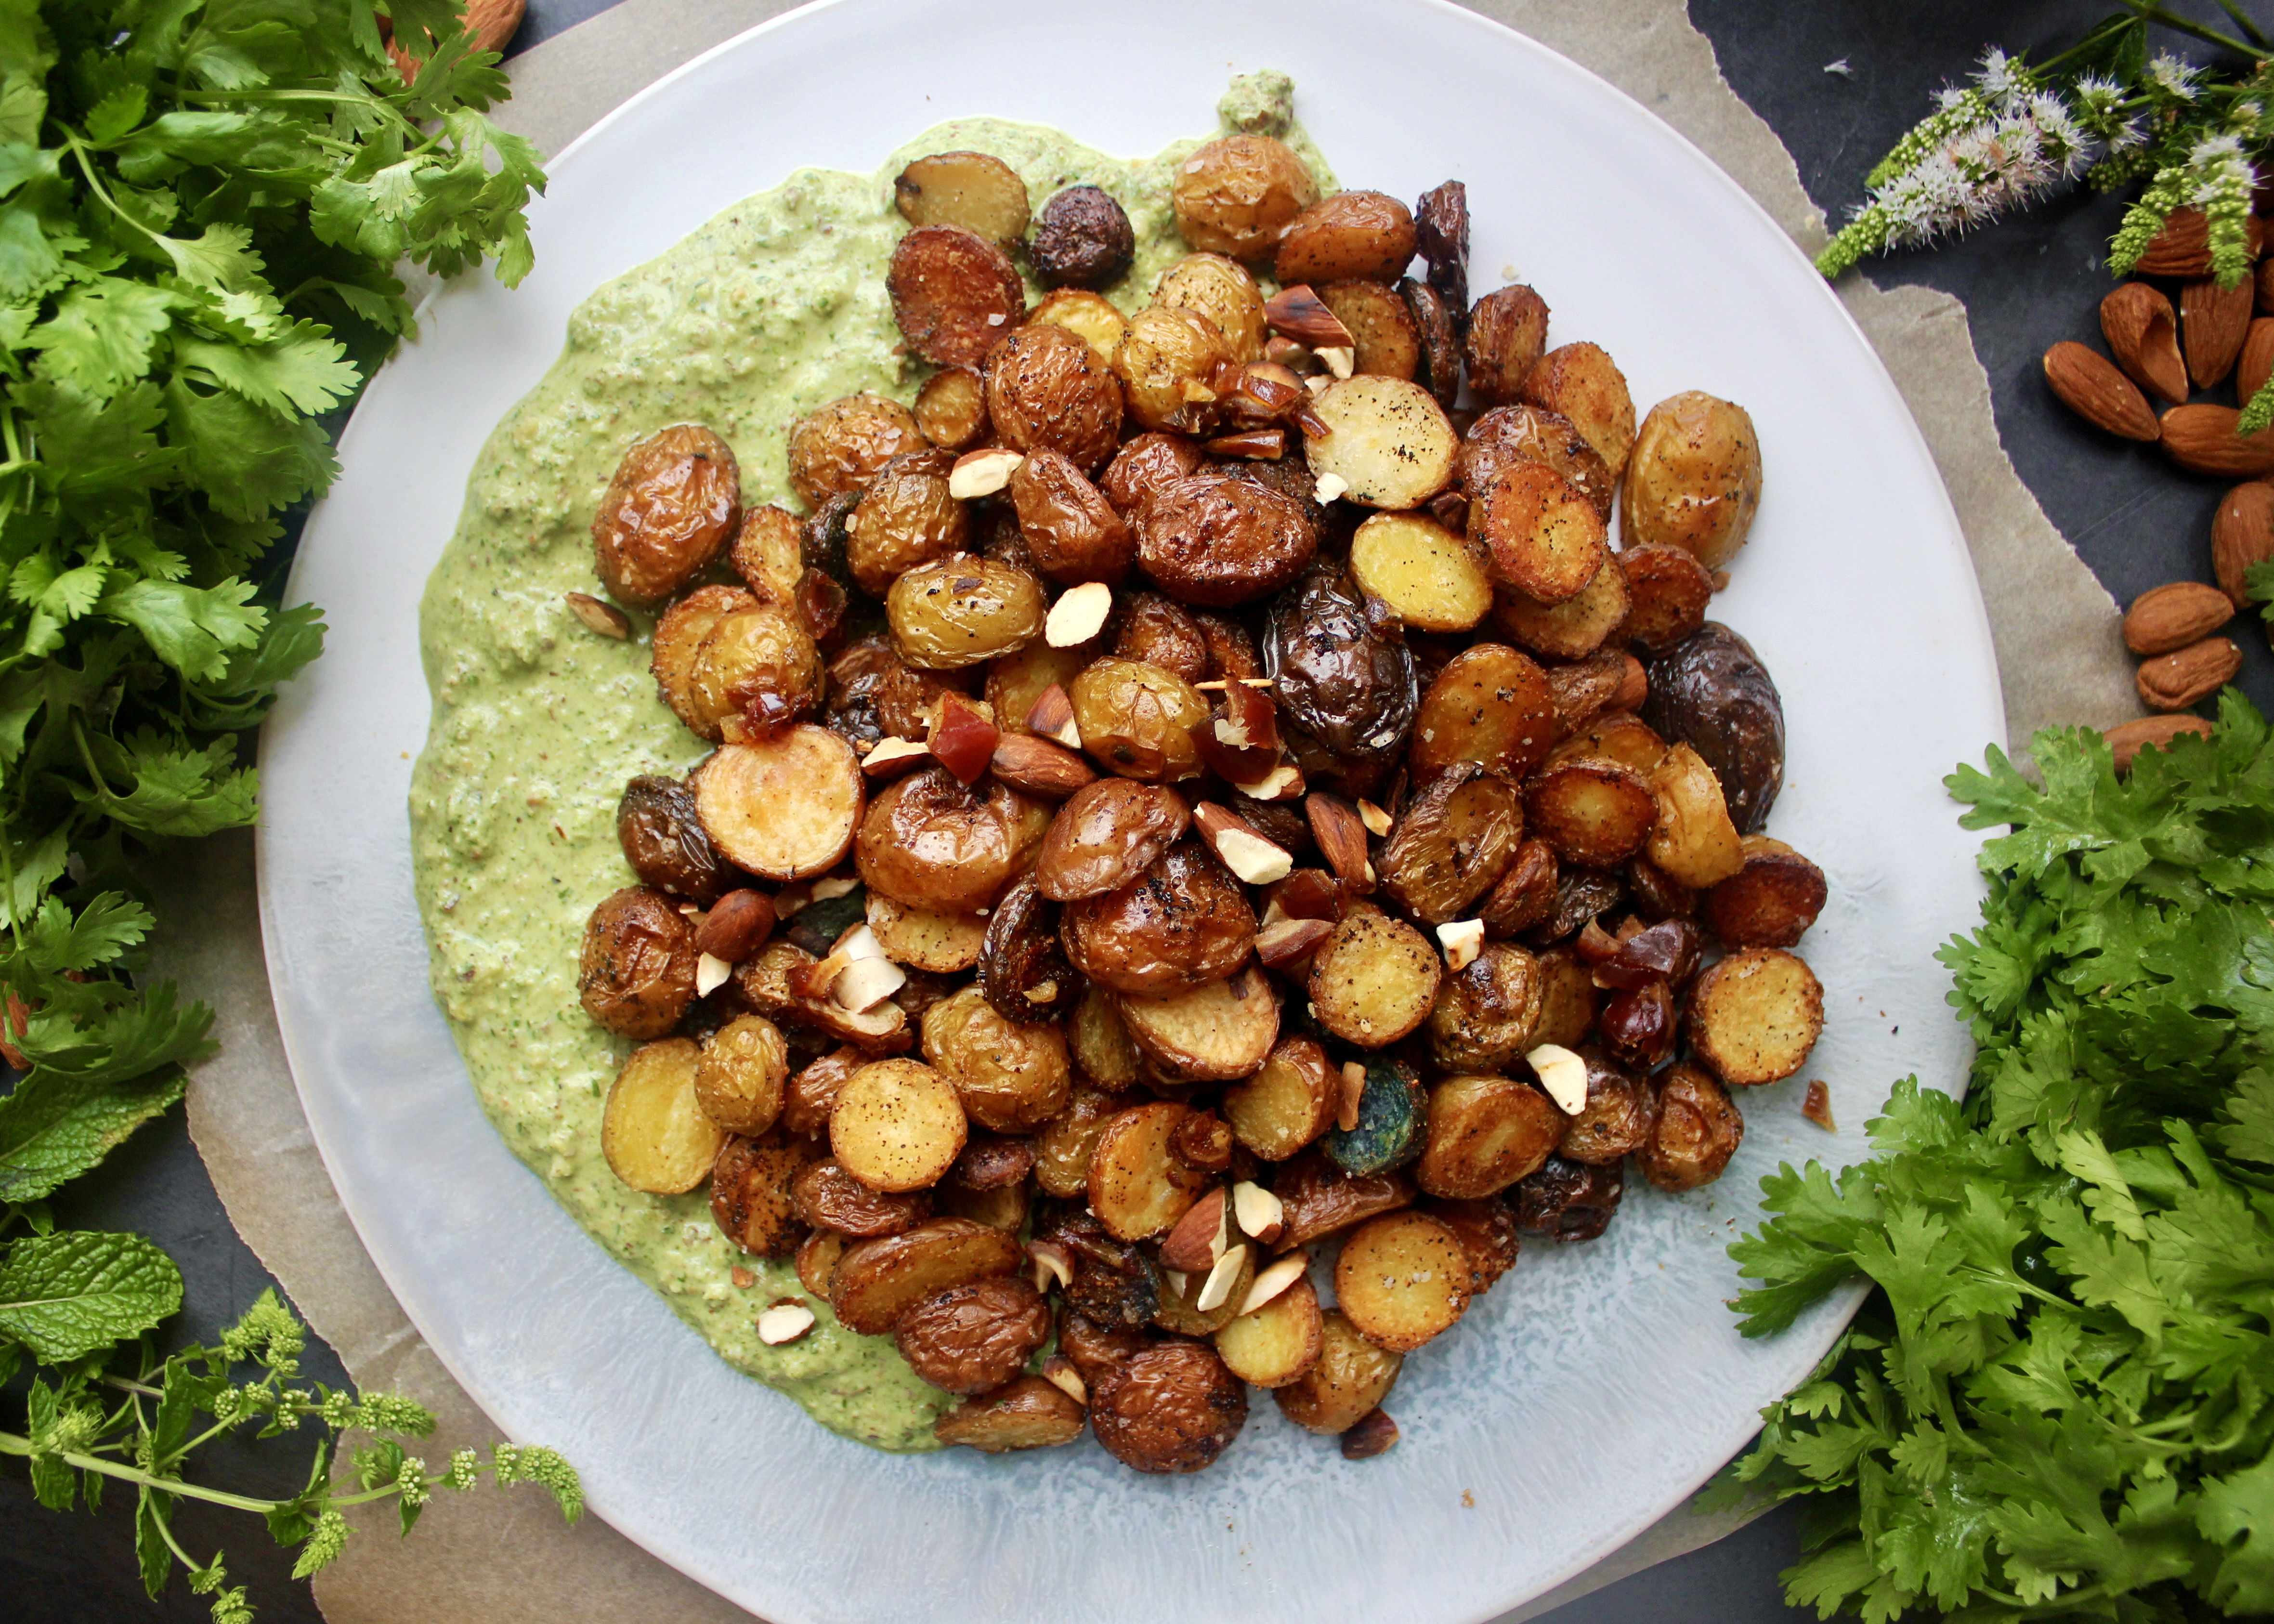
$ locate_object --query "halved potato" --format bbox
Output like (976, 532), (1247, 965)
(1087, 1100), (1208, 1240)
(603, 1038), (726, 1195)
(1309, 910), (1442, 1048)
(1116, 964), (1280, 1082)
(1275, 191), (1417, 285)
(1029, 288), (1129, 368)
(796, 1228), (845, 1296)
(652, 585), (754, 736)
(1530, 947), (1597, 1050)
(1215, 1274), (1324, 1387)
(1520, 341), (1636, 475)
(1274, 1309), (1401, 1434)
(1492, 556), (1630, 661)
(1550, 710), (1667, 775)
(1425, 943), (1543, 1072)
(1302, 376), (1458, 511)
(1348, 512), (1491, 632)
(1335, 1212), (1470, 1351)
(692, 726), (863, 880)
(1523, 756), (1657, 868)
(1410, 642), (1557, 783)
(1317, 279), (1420, 380)
(865, 891), (987, 973)
(710, 1133), (816, 1255)
(829, 1057), (968, 1192)
(894, 150), (1032, 245)
(1273, 1150), (1415, 1250)
(1222, 1035), (1337, 1161)
(888, 224), (1026, 368)
(912, 366), (989, 452)
(1068, 982), (1143, 1088)
(1700, 836), (1828, 949)
(1032, 1084), (1139, 1197)
(1645, 742), (1745, 888)
(731, 505), (803, 609)
(934, 1375), (1086, 1452)
(1471, 460), (1607, 605)
(1414, 1073), (1561, 1199)
(829, 1217), (1024, 1334)
(1687, 948), (1825, 1086)
(1616, 542), (1715, 653)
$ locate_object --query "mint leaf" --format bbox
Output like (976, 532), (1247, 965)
(0, 1065), (184, 1204)
(0, 1230), (182, 1361)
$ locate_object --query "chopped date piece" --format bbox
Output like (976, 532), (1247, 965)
(1511, 1155), (1624, 1242)
(1414, 181), (1470, 327)
(1593, 919), (1702, 990)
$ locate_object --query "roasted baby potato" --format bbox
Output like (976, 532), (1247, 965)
(688, 603), (824, 738)
(1033, 1084), (1140, 1198)
(731, 503), (804, 609)
(1222, 1035), (1337, 1161)
(1622, 391), (1763, 570)
(1512, 1153), (1625, 1242)
(1410, 642), (1556, 783)
(1101, 432), (1206, 519)
(1090, 1339), (1248, 1473)
(1477, 837), (1558, 938)
(1301, 376), (1458, 510)
(1347, 512), (1491, 632)
(857, 766), (1046, 915)
(1215, 1274), (1323, 1387)
(1414, 1073), (1560, 1199)
(1545, 649), (1631, 739)
(692, 727), (863, 882)
(1425, 942), (1543, 1072)
(978, 870), (1087, 1023)
(579, 886), (699, 1039)
(1376, 762), (1524, 924)
(1266, 564), (1418, 768)
(1524, 756), (1657, 868)
(1116, 963), (1280, 1083)
(1069, 658), (1210, 781)
(1529, 946), (1599, 1048)
(1701, 836), (1828, 948)
(1171, 134), (1320, 262)
(830, 1216), (1024, 1334)
(829, 1057), (969, 1193)
(1617, 542), (1716, 653)
(1114, 304), (1234, 434)
(1639, 1062), (1743, 1192)
(1274, 1309), (1401, 1434)
(591, 423), (740, 607)
(1154, 252), (1268, 362)
(1034, 778), (1191, 903)
(1114, 591), (1208, 682)
(912, 366), (988, 453)
(1687, 948), (1825, 1086)
(1309, 911), (1442, 1048)
(886, 553), (1047, 670)
(1068, 982), (1143, 1088)
(1034, 183), (1137, 288)
(895, 1276), (1052, 1394)
(1335, 1211), (1469, 1351)
(1471, 460), (1608, 605)
(1326, 1055), (1428, 1175)
(1318, 279), (1420, 380)
(1425, 1195), (1523, 1294)
(1557, 1048), (1656, 1165)
(1029, 288), (1133, 368)
(934, 1375), (1086, 1453)
(602, 1038), (727, 1194)
(865, 892), (987, 973)
(780, 1046), (862, 1137)
(1463, 286), (1550, 407)
(694, 1014), (788, 1136)
(888, 224), (1027, 368)
(617, 774), (736, 904)
(1276, 191), (1417, 284)
(709, 1131), (815, 1254)
(1138, 470), (1320, 606)
(1642, 622), (1785, 832)
(1008, 448), (1135, 585)
(922, 984), (1072, 1133)
(1062, 838), (1255, 997)
(787, 393), (927, 511)
(1273, 1149), (1416, 1250)
(1492, 556), (1630, 661)
(1520, 341), (1636, 475)
(984, 639), (1089, 738)
(845, 450), (965, 596)
(1087, 1100), (1210, 1239)
(1461, 403), (1617, 520)
(792, 1158), (931, 1238)
(1401, 275), (1462, 408)
(893, 150), (1030, 245)
(985, 322), (1124, 473)
(1645, 742), (1745, 888)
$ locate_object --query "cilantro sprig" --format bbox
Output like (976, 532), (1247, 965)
(1714, 694), (2274, 1620)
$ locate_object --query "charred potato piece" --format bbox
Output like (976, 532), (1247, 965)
(1376, 763), (1524, 924)
(1415, 1073), (1561, 1199)
(845, 451), (966, 597)
(1528, 945), (1598, 1048)
(913, 366), (989, 453)
(1478, 837), (1559, 938)
(602, 1038), (727, 1194)
(1640, 1062), (1744, 1192)
(1327, 1054), (1427, 1175)
(692, 727), (863, 882)
(886, 553), (1047, 671)
(1193, 611), (1263, 682)
(1154, 252), (1268, 362)
(1701, 836), (1828, 948)
(1521, 341), (1636, 475)
(1646, 742), (1745, 888)
(1033, 1084), (1140, 1198)
(1273, 1149), (1415, 1250)
(1471, 460), (1607, 605)
(797, 1227), (846, 1295)
(1411, 642), (1555, 784)
(694, 1014), (788, 1135)
(1522, 868), (1624, 950)
(1617, 543), (1715, 653)
(731, 503), (803, 609)
(829, 1057), (968, 1193)
(1401, 276), (1463, 409)
(688, 603), (825, 738)
(1276, 191), (1417, 285)
(935, 1374), (1086, 1452)
(976, 873), (1081, 1025)
(1642, 623), (1785, 833)
(1034, 778), (1191, 903)
(1034, 184), (1137, 288)
(1623, 391), (1762, 570)
(1524, 756), (1657, 868)
(709, 1131), (815, 1254)
(1266, 564), (1418, 767)
(792, 1158), (931, 1238)
(1137, 470), (1318, 607)
(579, 886), (699, 1039)
(1492, 557), (1630, 661)
(1171, 134), (1320, 263)
(617, 774), (736, 904)
(1102, 432), (1207, 520)
(1061, 1233), (1163, 1329)
(1223, 1035), (1337, 1161)
(782, 1045), (863, 1137)
(1687, 948), (1824, 1086)
(1275, 1309), (1401, 1435)
(1425, 942), (1543, 1072)
(1069, 982), (1143, 1088)
(866, 892), (987, 974)
(1029, 288), (1128, 368)
(825, 637), (968, 747)
(653, 585), (754, 735)
(1215, 1274), (1323, 1387)
(591, 423), (741, 606)
(1557, 1048), (1656, 1165)
(922, 984), (1072, 1133)
(787, 393), (927, 511)
(1552, 709), (1669, 774)
(985, 640), (1090, 737)
(1318, 279), (1420, 380)
(1087, 1100), (1209, 1240)
(1512, 1153), (1624, 1242)
(1414, 180), (1469, 321)
(1069, 658), (1210, 781)
(1461, 403), (1617, 521)
(1114, 591), (1209, 683)
(1424, 1196), (1522, 1294)
(1008, 448), (1135, 585)
(1347, 512), (1490, 632)
(888, 224), (1027, 368)
(1335, 1212), (1469, 1351)
(1301, 376), (1457, 510)
(1062, 838), (1255, 997)
(1114, 304), (1234, 434)
(1090, 1340), (1247, 1474)
(895, 1276), (1051, 1394)
(1309, 911), (1441, 1048)
(893, 150), (1030, 245)
(1464, 285), (1551, 407)
(985, 322), (1124, 473)
(829, 1216), (1024, 1334)
(1116, 963), (1280, 1083)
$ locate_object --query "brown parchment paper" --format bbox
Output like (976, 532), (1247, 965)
(162, 2), (2142, 1620)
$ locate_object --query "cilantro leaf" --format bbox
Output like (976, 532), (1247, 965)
(0, 1229), (182, 1361)
(99, 576), (265, 683)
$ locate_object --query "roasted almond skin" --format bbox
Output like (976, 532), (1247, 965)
(2123, 581), (2235, 656)
(989, 732), (1098, 799)
(2240, 318), (2274, 410)
(2104, 714), (2215, 772)
(2213, 482), (2274, 607)
(2043, 342), (2156, 441)
(2134, 208), (2264, 276)
(2161, 404), (2274, 477)
(2184, 276), (2254, 389)
(2101, 282), (2188, 406)
(2136, 636), (2242, 712)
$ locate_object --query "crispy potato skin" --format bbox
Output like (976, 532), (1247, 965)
(1642, 622), (1786, 833)
(857, 766), (1046, 915)
(1090, 1340), (1249, 1473)
(829, 1217), (1024, 1335)
(846, 451), (966, 597)
(886, 553), (1047, 671)
(787, 393), (927, 511)
(1520, 341), (1636, 475)
(1640, 1062), (1744, 1192)
(1114, 591), (1209, 683)
(792, 1158), (930, 1237)
(985, 323), (1124, 473)
(1492, 559), (1629, 662)
(1008, 448), (1135, 585)
(1617, 543), (1715, 653)
(687, 603), (825, 740)
(694, 1014), (788, 1136)
(709, 1132), (816, 1254)
(1154, 252), (1268, 362)
(1102, 432), (1206, 519)
(1411, 642), (1556, 784)
(934, 1374), (1087, 1452)
(732, 503), (804, 607)
(1702, 837), (1828, 948)
(1139, 471), (1319, 606)
(1272, 1149), (1416, 1249)
(1114, 305), (1234, 434)
(888, 224), (1027, 368)
(976, 873), (1081, 1025)
(922, 984), (1073, 1133)
(1513, 1153), (1625, 1242)
(591, 424), (741, 606)
(1425, 942), (1543, 1071)
(1622, 391), (1762, 569)
(1558, 1048), (1656, 1164)
(1035, 778), (1192, 903)
(579, 886), (698, 1039)
(1274, 1309), (1401, 1434)
(1464, 286), (1551, 407)
(1034, 184), (1137, 288)
(1276, 191), (1418, 284)
(617, 775), (735, 904)
(1415, 1073), (1561, 1199)
(1461, 404), (1617, 521)
(1424, 1195), (1523, 1294)
(895, 1276), (1052, 1395)
(1172, 135), (1320, 262)
(651, 584), (754, 733)
(1376, 763), (1524, 924)
(1266, 565), (1418, 768)
(1317, 280), (1420, 380)
(1062, 839), (1255, 997)
(1069, 658), (1209, 781)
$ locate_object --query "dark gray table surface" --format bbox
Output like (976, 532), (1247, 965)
(10, 1), (2261, 1618)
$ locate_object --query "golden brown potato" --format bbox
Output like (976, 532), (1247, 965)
(1411, 642), (1557, 784)
(1116, 964), (1280, 1083)
(1272, 1150), (1416, 1251)
(829, 1057), (968, 1192)
(935, 1175), (1031, 1234)
(791, 1158), (931, 1237)
(1376, 764), (1524, 924)
(893, 150), (1031, 245)
(1622, 392), (1763, 570)
(1114, 304), (1235, 434)
(934, 1375), (1087, 1452)
(912, 366), (988, 453)
(1471, 460), (1608, 605)
(1154, 252), (1268, 362)
(1275, 1309), (1401, 1434)
(787, 393), (927, 511)
(796, 1228), (845, 1297)
(1113, 592), (1208, 682)
(1348, 512), (1491, 632)
(1068, 982), (1143, 1088)
(1101, 432), (1208, 520)
(1461, 404), (1617, 520)
(687, 603), (824, 738)
(895, 1276), (1051, 1394)
(692, 728), (863, 882)
(1617, 542), (1716, 653)
(829, 1217), (1024, 1334)
(1068, 658), (1210, 781)
(1415, 1073), (1561, 1199)
(1007, 448), (1134, 585)
(591, 424), (741, 607)
(1033, 778), (1191, 903)
(1027, 288), (1130, 369)
(1087, 1100), (1209, 1240)
(888, 224), (1027, 369)
(1701, 836), (1828, 949)
(1557, 1048), (1657, 1166)
(1034, 183), (1137, 289)
(1645, 742), (1745, 888)
(1687, 948), (1825, 1086)
(1529, 945), (1597, 1048)
(1546, 650), (1634, 741)
(694, 1014), (788, 1136)
(731, 504), (803, 609)
(1639, 1062), (1743, 1192)
(578, 886), (698, 1039)
(984, 322), (1124, 473)
(1552, 710), (1669, 774)
(1493, 559), (1630, 661)
(1464, 285), (1551, 406)
(1222, 1035), (1337, 1161)
(856, 766), (1046, 915)
(922, 985), (1072, 1133)
(710, 1132), (815, 1254)
(1138, 470), (1319, 606)
(1308, 910), (1442, 1048)
(844, 451), (965, 597)
(886, 553), (1047, 671)
(1335, 1212), (1469, 1351)
(1477, 837), (1559, 938)
(864, 892), (987, 973)
(1032, 1084), (1139, 1197)
(1062, 838), (1255, 997)
(602, 1038), (727, 1195)
(1301, 375), (1458, 510)
(985, 640), (1090, 737)
(1171, 134), (1320, 263)
(1425, 1195), (1523, 1294)
(1523, 756), (1658, 868)
(1317, 280), (1420, 380)
(1521, 341), (1636, 475)
(1425, 943), (1543, 1072)
(1090, 1339), (1247, 1473)
(1215, 1274), (1323, 1387)
(779, 1046), (862, 1137)
(1276, 191), (1417, 284)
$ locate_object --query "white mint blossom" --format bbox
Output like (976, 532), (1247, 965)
(2148, 52), (2205, 102)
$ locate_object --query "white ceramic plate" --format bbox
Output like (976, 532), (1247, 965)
(258, 1), (2003, 1619)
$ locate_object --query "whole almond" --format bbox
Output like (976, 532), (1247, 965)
(987, 731), (1096, 798)
(2101, 282), (2188, 405)
(2213, 482), (2274, 606)
(2136, 636), (2242, 711)
(2160, 404), (2274, 476)
(2123, 581), (2235, 655)
(694, 889), (776, 963)
(2241, 318), (2274, 410)
(2135, 209), (2265, 276)
(2044, 342), (2157, 441)
(2104, 714), (2215, 773)
(2184, 275), (2254, 388)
